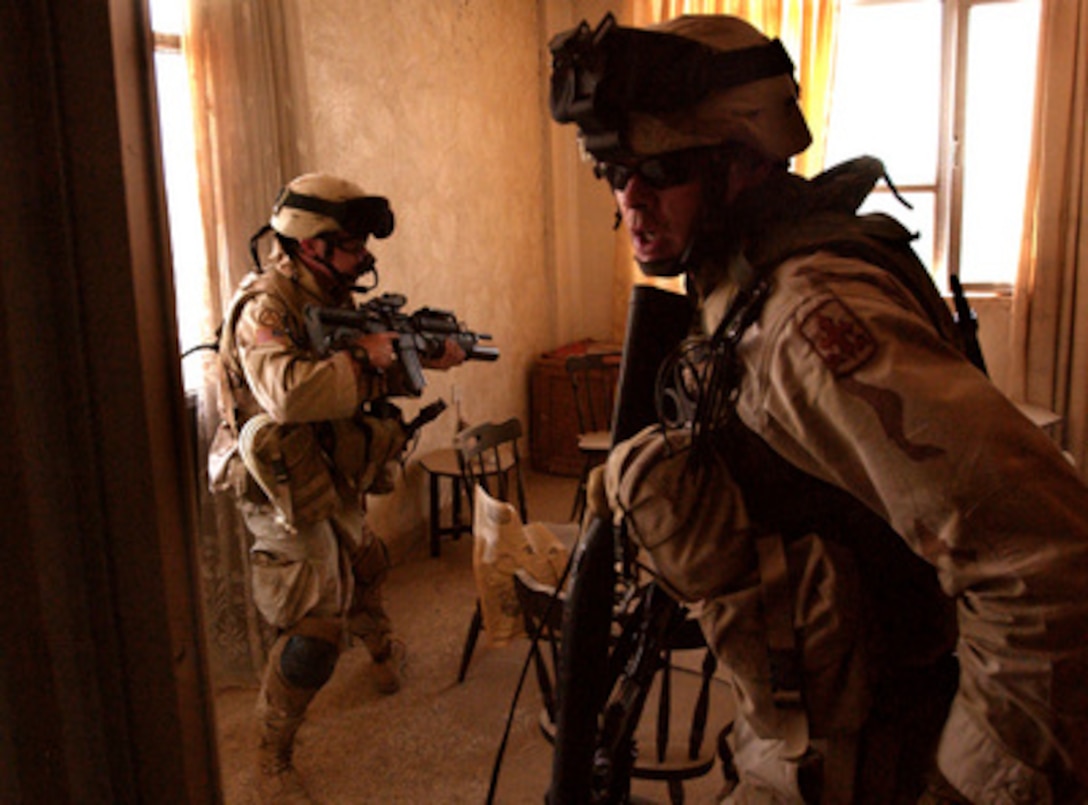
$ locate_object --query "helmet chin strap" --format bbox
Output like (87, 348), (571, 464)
(351, 257), (379, 293)
(295, 237), (378, 298)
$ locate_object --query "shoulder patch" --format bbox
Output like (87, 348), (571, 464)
(257, 308), (283, 329)
(799, 296), (876, 377)
(252, 307), (290, 345)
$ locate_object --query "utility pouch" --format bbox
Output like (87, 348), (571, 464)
(239, 415), (340, 527)
(329, 413), (410, 496)
(357, 414), (410, 494)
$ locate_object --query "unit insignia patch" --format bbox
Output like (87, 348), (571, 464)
(800, 296), (876, 377)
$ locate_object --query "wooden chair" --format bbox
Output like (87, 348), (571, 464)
(457, 418), (528, 523)
(516, 567), (733, 805)
(564, 351), (622, 521)
(512, 569), (566, 736)
(454, 418), (529, 683)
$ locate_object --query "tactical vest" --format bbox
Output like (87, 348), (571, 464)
(701, 160), (964, 800)
(207, 267), (410, 521)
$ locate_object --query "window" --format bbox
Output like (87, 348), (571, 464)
(824, 0), (1040, 294)
(149, 0), (209, 391)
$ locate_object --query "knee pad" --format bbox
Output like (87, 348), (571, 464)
(279, 634), (339, 689)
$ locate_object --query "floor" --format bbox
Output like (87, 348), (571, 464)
(212, 471), (732, 804)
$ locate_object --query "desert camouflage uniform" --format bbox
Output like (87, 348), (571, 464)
(604, 161), (1088, 803)
(209, 244), (412, 791)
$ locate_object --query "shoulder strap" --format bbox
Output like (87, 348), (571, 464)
(217, 270), (299, 434)
(750, 211), (966, 357)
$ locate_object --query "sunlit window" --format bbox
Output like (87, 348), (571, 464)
(825, 0), (1040, 293)
(149, 0), (209, 391)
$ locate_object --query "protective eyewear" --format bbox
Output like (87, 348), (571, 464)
(594, 149), (710, 191)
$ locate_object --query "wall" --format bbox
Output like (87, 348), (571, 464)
(543, 0), (632, 347)
(973, 295), (1013, 393)
(289, 0), (619, 554)
(235, 1), (1023, 557)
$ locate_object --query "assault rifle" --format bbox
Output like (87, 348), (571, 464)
(304, 292), (499, 395)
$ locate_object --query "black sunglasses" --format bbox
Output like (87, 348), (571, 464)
(593, 148), (711, 191)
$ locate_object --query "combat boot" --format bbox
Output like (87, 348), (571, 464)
(255, 711), (312, 804)
(370, 637), (407, 695)
(254, 624), (340, 803)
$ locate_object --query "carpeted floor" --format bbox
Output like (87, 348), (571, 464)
(212, 472), (732, 804)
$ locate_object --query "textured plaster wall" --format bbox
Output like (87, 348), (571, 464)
(291, 1), (578, 554)
(542, 0), (631, 346)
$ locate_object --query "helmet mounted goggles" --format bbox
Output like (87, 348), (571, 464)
(271, 189), (395, 241)
(549, 13), (796, 162)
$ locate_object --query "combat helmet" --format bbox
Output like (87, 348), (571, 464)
(270, 172), (395, 242)
(549, 13), (811, 163)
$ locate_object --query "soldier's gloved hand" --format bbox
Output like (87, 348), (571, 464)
(352, 331), (399, 370)
(602, 424), (754, 602)
(421, 337), (465, 370)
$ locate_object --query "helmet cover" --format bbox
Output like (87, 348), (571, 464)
(270, 172), (395, 241)
(549, 13), (811, 162)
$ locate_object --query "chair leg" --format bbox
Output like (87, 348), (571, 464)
(570, 458), (590, 522)
(457, 600), (484, 683)
(429, 471), (441, 557)
(667, 778), (685, 805)
(451, 475), (464, 541)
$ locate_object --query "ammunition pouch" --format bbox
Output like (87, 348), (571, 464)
(238, 414), (341, 527)
(329, 411), (410, 496)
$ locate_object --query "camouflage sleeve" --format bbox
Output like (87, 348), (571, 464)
(603, 424), (756, 602)
(738, 252), (1088, 799)
(234, 292), (361, 423)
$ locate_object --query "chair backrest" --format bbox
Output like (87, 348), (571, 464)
(564, 352), (622, 438)
(520, 570), (732, 799)
(454, 417), (528, 523)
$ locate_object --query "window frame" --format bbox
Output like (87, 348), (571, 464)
(838, 0), (1038, 296)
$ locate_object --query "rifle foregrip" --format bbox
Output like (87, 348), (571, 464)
(466, 344), (500, 361)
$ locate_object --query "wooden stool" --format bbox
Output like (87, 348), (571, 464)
(419, 448), (470, 557)
(419, 441), (520, 557)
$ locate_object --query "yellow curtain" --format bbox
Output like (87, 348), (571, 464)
(1009, 0), (1088, 472)
(609, 0), (840, 341)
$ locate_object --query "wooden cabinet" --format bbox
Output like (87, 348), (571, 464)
(528, 341), (621, 476)
(530, 355), (582, 475)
